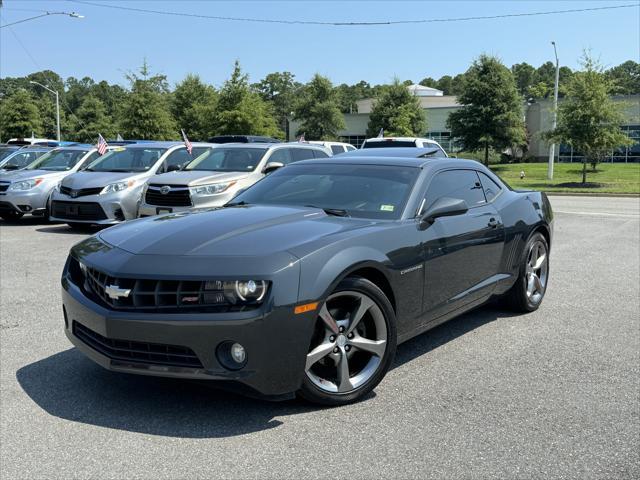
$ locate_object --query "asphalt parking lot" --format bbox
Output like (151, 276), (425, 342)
(1, 196), (638, 479)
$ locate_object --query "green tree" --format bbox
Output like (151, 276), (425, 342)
(419, 77), (438, 89)
(119, 61), (176, 140)
(606, 60), (640, 95)
(70, 95), (115, 142)
(544, 53), (633, 184)
(253, 71), (300, 131)
(511, 62), (536, 97)
(293, 74), (344, 140)
(172, 74), (218, 140)
(366, 79), (426, 137)
(0, 89), (43, 140)
(214, 61), (281, 137)
(334, 80), (372, 114)
(447, 55), (526, 166)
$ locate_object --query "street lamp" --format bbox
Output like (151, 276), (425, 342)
(0, 11), (84, 29)
(30, 81), (60, 141)
(548, 41), (560, 180)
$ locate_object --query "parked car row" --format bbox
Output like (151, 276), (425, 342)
(0, 136), (447, 225)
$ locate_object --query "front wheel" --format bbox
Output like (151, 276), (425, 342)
(504, 232), (549, 312)
(299, 277), (397, 406)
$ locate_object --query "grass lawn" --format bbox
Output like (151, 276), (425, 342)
(487, 162), (640, 194)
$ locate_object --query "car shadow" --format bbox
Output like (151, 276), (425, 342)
(35, 224), (101, 235)
(0, 216), (51, 227)
(16, 304), (516, 439)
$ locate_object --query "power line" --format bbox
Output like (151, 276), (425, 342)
(68, 1), (639, 26)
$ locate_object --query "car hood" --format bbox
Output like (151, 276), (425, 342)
(98, 205), (378, 257)
(61, 171), (147, 189)
(149, 170), (249, 187)
(0, 169), (68, 182)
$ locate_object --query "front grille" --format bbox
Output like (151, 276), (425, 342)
(145, 184), (192, 207)
(0, 183), (9, 193)
(78, 260), (239, 312)
(73, 321), (203, 368)
(60, 185), (104, 197)
(52, 200), (107, 220)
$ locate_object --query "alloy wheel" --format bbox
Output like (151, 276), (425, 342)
(525, 239), (548, 305)
(305, 290), (388, 394)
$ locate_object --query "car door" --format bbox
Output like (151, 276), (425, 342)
(420, 169), (505, 319)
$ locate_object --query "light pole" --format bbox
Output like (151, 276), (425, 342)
(548, 41), (560, 180)
(0, 11), (84, 29)
(30, 81), (60, 141)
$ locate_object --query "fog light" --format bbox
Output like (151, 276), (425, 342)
(216, 341), (248, 370)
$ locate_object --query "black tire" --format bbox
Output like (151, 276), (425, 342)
(299, 276), (397, 406)
(0, 210), (24, 221)
(503, 232), (549, 312)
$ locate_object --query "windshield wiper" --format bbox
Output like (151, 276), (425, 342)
(224, 200), (250, 207)
(305, 205), (349, 217)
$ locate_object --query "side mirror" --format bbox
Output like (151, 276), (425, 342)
(166, 164), (181, 172)
(262, 161), (284, 174)
(419, 197), (468, 229)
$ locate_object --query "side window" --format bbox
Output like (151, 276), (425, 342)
(330, 145), (344, 154)
(313, 149), (330, 158)
(346, 145), (356, 151)
(291, 148), (316, 162)
(425, 170), (486, 210)
(267, 148), (293, 165)
(163, 148), (192, 170)
(477, 171), (502, 202)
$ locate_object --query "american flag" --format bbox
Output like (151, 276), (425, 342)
(181, 129), (193, 155)
(377, 128), (384, 138)
(96, 133), (108, 155)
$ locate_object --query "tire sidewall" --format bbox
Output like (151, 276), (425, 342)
(299, 276), (397, 405)
(517, 232), (549, 311)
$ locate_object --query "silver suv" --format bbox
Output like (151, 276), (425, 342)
(50, 142), (216, 227)
(138, 143), (331, 217)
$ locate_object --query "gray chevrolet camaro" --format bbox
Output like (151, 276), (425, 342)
(62, 156), (553, 405)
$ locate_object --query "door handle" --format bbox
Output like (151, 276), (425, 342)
(488, 218), (499, 228)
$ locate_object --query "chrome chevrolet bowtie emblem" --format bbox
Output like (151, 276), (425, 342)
(160, 185), (171, 195)
(104, 285), (131, 300)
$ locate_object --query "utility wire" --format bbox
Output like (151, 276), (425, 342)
(68, 1), (639, 26)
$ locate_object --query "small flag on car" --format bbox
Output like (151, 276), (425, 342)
(298, 133), (305, 142)
(181, 129), (193, 155)
(116, 133), (124, 141)
(377, 128), (384, 138)
(96, 133), (108, 155)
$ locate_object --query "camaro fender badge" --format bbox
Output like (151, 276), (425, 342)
(160, 185), (171, 195)
(400, 264), (423, 275)
(104, 285), (131, 299)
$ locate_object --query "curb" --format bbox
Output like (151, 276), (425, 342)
(544, 192), (640, 198)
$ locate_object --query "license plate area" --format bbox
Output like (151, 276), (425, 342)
(156, 208), (172, 215)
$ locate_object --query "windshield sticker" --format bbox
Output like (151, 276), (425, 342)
(113, 147), (125, 152)
(380, 204), (395, 212)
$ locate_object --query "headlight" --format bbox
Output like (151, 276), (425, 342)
(8, 178), (43, 191)
(100, 180), (135, 195)
(218, 280), (268, 304)
(190, 181), (236, 196)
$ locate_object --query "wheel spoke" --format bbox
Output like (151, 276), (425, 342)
(305, 341), (335, 371)
(526, 274), (536, 296)
(533, 273), (543, 292)
(533, 252), (546, 270)
(318, 303), (339, 334)
(336, 349), (353, 392)
(347, 295), (374, 334)
(350, 335), (386, 357)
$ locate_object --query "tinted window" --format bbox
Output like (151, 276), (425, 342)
(85, 147), (167, 172)
(477, 172), (502, 202)
(268, 148), (293, 165)
(233, 164), (418, 220)
(27, 149), (89, 171)
(425, 170), (485, 209)
(184, 147), (267, 172)
(1, 151), (45, 169)
(346, 145), (356, 151)
(330, 145), (345, 154)
(0, 147), (19, 162)
(291, 148), (316, 161)
(363, 140), (417, 148)
(313, 149), (330, 158)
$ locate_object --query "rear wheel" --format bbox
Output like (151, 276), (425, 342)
(299, 277), (397, 406)
(0, 210), (24, 221)
(504, 232), (549, 312)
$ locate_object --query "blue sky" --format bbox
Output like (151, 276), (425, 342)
(1, 1), (638, 88)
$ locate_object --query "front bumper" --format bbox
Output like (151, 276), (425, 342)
(0, 189), (49, 215)
(50, 188), (141, 224)
(61, 275), (316, 398)
(137, 191), (234, 218)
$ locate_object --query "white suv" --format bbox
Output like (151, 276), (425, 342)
(308, 141), (356, 155)
(361, 137), (448, 156)
(137, 143), (331, 217)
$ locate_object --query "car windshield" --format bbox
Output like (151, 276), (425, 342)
(184, 147), (267, 172)
(0, 150), (47, 169)
(231, 163), (418, 219)
(27, 149), (89, 171)
(84, 147), (167, 172)
(0, 147), (19, 162)
(363, 140), (417, 148)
